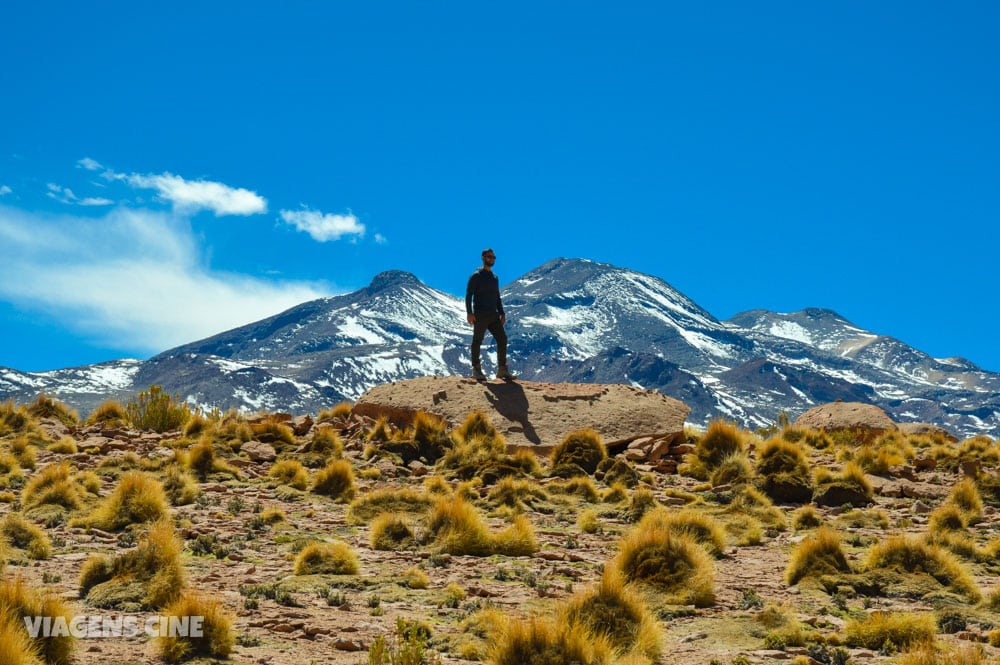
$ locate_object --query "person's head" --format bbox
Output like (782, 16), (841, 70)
(481, 248), (496, 269)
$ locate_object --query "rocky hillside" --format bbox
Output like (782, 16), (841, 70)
(1, 258), (998, 438)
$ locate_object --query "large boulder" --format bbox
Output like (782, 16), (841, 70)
(897, 421), (959, 443)
(794, 401), (897, 443)
(353, 377), (690, 453)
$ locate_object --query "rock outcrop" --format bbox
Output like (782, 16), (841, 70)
(794, 401), (897, 443)
(354, 376), (690, 453)
(897, 421), (959, 442)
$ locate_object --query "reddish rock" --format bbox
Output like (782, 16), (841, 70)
(241, 441), (277, 463)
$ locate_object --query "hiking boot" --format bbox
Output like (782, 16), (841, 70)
(495, 365), (515, 380)
(471, 366), (487, 381)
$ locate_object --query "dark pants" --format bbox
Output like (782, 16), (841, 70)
(471, 312), (507, 368)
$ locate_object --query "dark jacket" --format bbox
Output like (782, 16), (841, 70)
(465, 268), (504, 316)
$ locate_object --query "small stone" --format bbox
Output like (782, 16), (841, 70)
(242, 441), (277, 463)
(270, 623), (296, 633)
(680, 632), (707, 643)
(408, 460), (428, 477)
(334, 639), (365, 652)
(912, 500), (933, 514)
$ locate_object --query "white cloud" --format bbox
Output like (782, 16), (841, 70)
(77, 157), (103, 171)
(46, 183), (113, 207)
(0, 204), (328, 355)
(279, 208), (365, 242)
(374, 233), (388, 244)
(122, 172), (267, 216)
(0, 185), (11, 196)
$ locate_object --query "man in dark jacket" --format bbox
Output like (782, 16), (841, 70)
(465, 248), (513, 380)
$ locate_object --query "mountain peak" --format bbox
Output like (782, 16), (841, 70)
(366, 270), (423, 292)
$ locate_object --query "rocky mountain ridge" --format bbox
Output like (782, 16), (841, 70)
(1, 258), (998, 437)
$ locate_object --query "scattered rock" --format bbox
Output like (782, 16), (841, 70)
(242, 441), (277, 463)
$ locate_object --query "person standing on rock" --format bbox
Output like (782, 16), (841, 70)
(466, 248), (514, 381)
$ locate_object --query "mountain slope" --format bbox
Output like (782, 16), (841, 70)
(2, 258), (998, 437)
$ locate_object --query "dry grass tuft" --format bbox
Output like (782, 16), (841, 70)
(487, 477), (549, 512)
(184, 439), (237, 480)
(268, 459), (309, 490)
(346, 486), (434, 525)
(317, 401), (353, 423)
(948, 477), (984, 523)
(370, 513), (417, 551)
(0, 575), (75, 665)
(1, 514), (52, 560)
(46, 438), (77, 455)
(865, 535), (981, 602)
(487, 614), (614, 665)
(549, 428), (607, 476)
(896, 644), (993, 665)
(843, 611), (936, 651)
(785, 526), (852, 585)
(306, 427), (344, 458)
(637, 507), (727, 557)
(561, 567), (662, 661)
(312, 459), (356, 500)
(157, 592), (235, 663)
(76, 471), (169, 531)
(426, 495), (536, 557)
(22, 462), (82, 511)
(614, 523), (715, 606)
(26, 394), (78, 427)
(293, 541), (360, 575)
(813, 461), (873, 507)
(85, 400), (127, 427)
(162, 466), (199, 506)
(791, 505), (823, 530)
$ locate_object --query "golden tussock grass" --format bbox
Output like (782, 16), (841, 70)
(928, 503), (966, 534)
(614, 524), (715, 607)
(293, 541), (360, 575)
(0, 575), (74, 665)
(22, 463), (82, 511)
(948, 477), (984, 523)
(561, 567), (662, 661)
(549, 428), (607, 475)
(249, 417), (295, 447)
(682, 420), (747, 480)
(26, 394), (78, 427)
(865, 535), (981, 602)
(370, 513), (417, 551)
(577, 508), (601, 534)
(268, 459), (309, 490)
(403, 566), (429, 589)
(346, 486), (434, 525)
(161, 465), (199, 506)
(897, 644), (993, 665)
(0, 400), (34, 437)
(85, 400), (127, 427)
(426, 495), (537, 557)
(487, 613), (614, 665)
(45, 438), (77, 455)
(843, 611), (936, 651)
(181, 412), (211, 438)
(157, 592), (234, 663)
(260, 506), (286, 524)
(636, 507), (727, 557)
(791, 505), (823, 530)
(75, 471), (168, 531)
(183, 439), (238, 480)
(709, 452), (754, 487)
(486, 477), (548, 512)
(317, 401), (353, 423)
(0, 514), (51, 560)
(785, 526), (851, 585)
(306, 427), (343, 458)
(80, 519), (184, 610)
(601, 482), (629, 504)
(312, 459), (356, 500)
(548, 476), (599, 503)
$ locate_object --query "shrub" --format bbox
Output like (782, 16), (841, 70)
(307, 427), (343, 458)
(157, 592), (234, 663)
(756, 437), (813, 503)
(426, 495), (536, 556)
(26, 394), (78, 427)
(404, 566), (429, 589)
(1, 514), (52, 560)
(22, 462), (82, 511)
(261, 507), (286, 524)
(293, 541), (360, 575)
(684, 420), (746, 479)
(268, 459), (309, 490)
(843, 611), (936, 651)
(710, 452), (754, 487)
(78, 471), (169, 531)
(487, 614), (613, 665)
(125, 386), (190, 432)
(249, 417), (295, 448)
(85, 400), (128, 427)
(865, 535), (980, 602)
(317, 402), (353, 423)
(0, 575), (75, 665)
(46, 438), (77, 455)
(561, 567), (662, 661)
(637, 507), (727, 557)
(346, 486), (434, 525)
(162, 466), (199, 506)
(614, 524), (715, 606)
(550, 428), (607, 475)
(785, 527), (851, 585)
(813, 461), (873, 507)
(370, 513), (417, 550)
(948, 478), (984, 523)
(80, 519), (184, 610)
(791, 505), (823, 530)
(312, 459), (356, 500)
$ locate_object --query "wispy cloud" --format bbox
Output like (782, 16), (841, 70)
(113, 170), (267, 216)
(77, 157), (103, 171)
(46, 183), (114, 207)
(0, 185), (11, 196)
(0, 204), (328, 355)
(279, 207), (365, 242)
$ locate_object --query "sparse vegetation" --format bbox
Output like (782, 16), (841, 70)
(614, 521), (716, 606)
(125, 385), (190, 432)
(293, 541), (360, 575)
(312, 458), (356, 500)
(785, 526), (851, 585)
(157, 592), (235, 662)
(75, 471), (169, 531)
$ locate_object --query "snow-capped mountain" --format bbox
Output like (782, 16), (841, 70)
(2, 258), (998, 438)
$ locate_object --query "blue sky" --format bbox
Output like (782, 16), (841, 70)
(1, 2), (998, 372)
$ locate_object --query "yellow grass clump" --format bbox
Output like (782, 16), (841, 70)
(682, 420), (747, 479)
(79, 519), (185, 610)
(293, 541), (360, 575)
(370, 513), (417, 550)
(0, 575), (75, 665)
(312, 459), (356, 500)
(46, 438), (77, 455)
(307, 427), (344, 458)
(76, 471), (168, 531)
(948, 477), (984, 523)
(85, 400), (128, 427)
(426, 495), (537, 556)
(549, 428), (607, 476)
(487, 614), (614, 665)
(897, 644), (994, 665)
(156, 592), (235, 663)
(1, 514), (52, 560)
(636, 507), (727, 557)
(183, 439), (237, 480)
(614, 523), (716, 607)
(317, 401), (353, 423)
(22, 463), (82, 511)
(268, 459), (309, 490)
(865, 535), (981, 602)
(785, 526), (852, 585)
(561, 567), (662, 661)
(346, 486), (434, 525)
(26, 394), (78, 427)
(843, 611), (936, 651)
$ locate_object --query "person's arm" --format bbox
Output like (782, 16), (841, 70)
(465, 274), (476, 325)
(497, 277), (506, 323)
